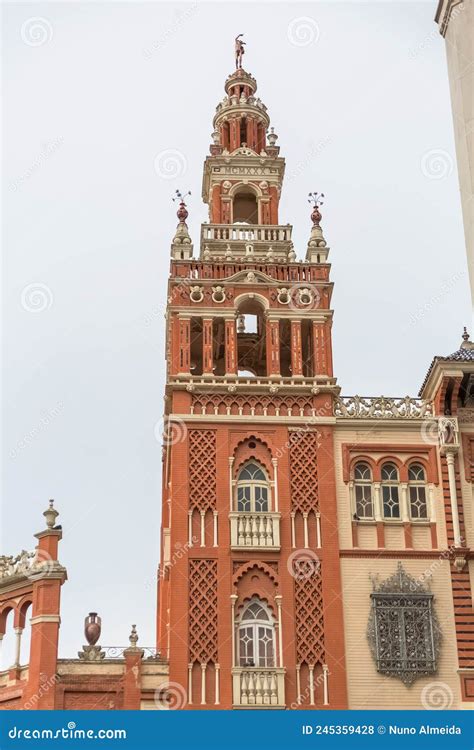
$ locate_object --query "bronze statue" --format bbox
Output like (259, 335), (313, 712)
(235, 34), (246, 69)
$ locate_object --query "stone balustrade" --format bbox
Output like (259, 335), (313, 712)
(232, 667), (285, 707)
(201, 224), (292, 244)
(229, 512), (280, 550)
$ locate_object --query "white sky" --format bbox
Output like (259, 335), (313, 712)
(2, 1), (472, 662)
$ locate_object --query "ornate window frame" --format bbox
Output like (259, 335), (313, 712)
(235, 461), (271, 513)
(353, 462), (374, 520)
(237, 599), (276, 668)
(407, 463), (428, 520)
(381, 462), (401, 520)
(367, 564), (441, 685)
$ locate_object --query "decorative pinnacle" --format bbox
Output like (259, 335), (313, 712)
(43, 498), (59, 529)
(462, 326), (470, 342)
(308, 192), (325, 225)
(129, 624), (139, 648)
(172, 190), (191, 223)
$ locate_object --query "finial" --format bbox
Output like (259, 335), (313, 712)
(267, 127), (278, 146)
(172, 190), (191, 223)
(235, 34), (246, 70)
(43, 498), (59, 529)
(84, 612), (101, 645)
(308, 192), (325, 225)
(462, 326), (470, 342)
(129, 624), (139, 648)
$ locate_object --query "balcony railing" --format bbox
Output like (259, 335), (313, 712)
(229, 512), (280, 550)
(201, 224), (292, 244)
(232, 667), (285, 708)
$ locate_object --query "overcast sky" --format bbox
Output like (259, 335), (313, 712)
(2, 1), (472, 663)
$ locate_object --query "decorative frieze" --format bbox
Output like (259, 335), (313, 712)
(334, 396), (434, 419)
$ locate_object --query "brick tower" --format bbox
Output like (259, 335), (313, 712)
(157, 58), (348, 710)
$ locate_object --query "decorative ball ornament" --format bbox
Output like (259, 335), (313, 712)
(176, 201), (188, 223)
(311, 206), (322, 226)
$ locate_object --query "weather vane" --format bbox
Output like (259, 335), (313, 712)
(172, 189), (191, 203)
(308, 192), (325, 209)
(235, 34), (246, 69)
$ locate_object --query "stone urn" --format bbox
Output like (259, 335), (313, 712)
(84, 612), (101, 646)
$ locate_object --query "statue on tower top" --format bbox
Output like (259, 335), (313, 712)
(235, 34), (246, 69)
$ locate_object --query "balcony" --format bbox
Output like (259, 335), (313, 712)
(229, 512), (280, 550)
(232, 667), (285, 708)
(202, 224), (292, 244)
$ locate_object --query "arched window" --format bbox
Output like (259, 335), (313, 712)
(238, 599), (275, 667)
(408, 464), (428, 520)
(381, 462), (400, 519)
(233, 191), (258, 224)
(354, 462), (373, 519)
(236, 462), (269, 513)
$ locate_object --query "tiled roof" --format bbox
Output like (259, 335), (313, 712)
(419, 341), (474, 396)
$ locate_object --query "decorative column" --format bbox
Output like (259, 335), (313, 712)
(303, 512), (309, 549)
(272, 458), (279, 512)
(188, 663), (193, 705)
(312, 321), (328, 376)
(349, 479), (358, 547)
(308, 665), (315, 706)
(316, 512), (322, 548)
(446, 450), (462, 547)
(373, 482), (385, 548)
(202, 318), (214, 375)
(13, 627), (22, 668)
(213, 510), (218, 547)
(266, 319), (280, 377)
(275, 595), (283, 668)
(188, 510), (193, 546)
(200, 663), (207, 705)
(428, 484), (438, 548)
(225, 318), (237, 375)
(177, 318), (191, 374)
(230, 595), (238, 668)
(215, 664), (220, 705)
(291, 320), (303, 377)
(200, 510), (206, 547)
(229, 457), (235, 511)
(323, 664), (329, 705)
(400, 482), (412, 548)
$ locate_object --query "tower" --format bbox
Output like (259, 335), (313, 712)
(157, 59), (348, 709)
